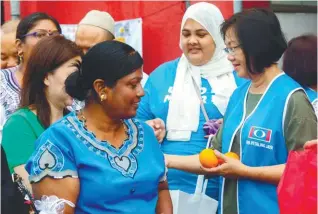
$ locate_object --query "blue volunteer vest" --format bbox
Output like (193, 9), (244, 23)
(220, 73), (302, 214)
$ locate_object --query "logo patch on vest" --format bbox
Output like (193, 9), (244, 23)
(248, 126), (272, 143)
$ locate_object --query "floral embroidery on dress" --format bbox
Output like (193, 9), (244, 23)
(64, 112), (144, 178)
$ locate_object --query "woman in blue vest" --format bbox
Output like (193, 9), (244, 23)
(165, 9), (317, 214)
(137, 2), (246, 200)
(283, 35), (317, 117)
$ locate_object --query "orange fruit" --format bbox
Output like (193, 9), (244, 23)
(226, 152), (240, 160)
(199, 149), (218, 168)
(218, 152), (240, 165)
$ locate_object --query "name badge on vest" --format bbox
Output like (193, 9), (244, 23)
(246, 126), (274, 150)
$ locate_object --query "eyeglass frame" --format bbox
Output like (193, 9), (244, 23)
(22, 30), (60, 39)
(224, 44), (241, 55)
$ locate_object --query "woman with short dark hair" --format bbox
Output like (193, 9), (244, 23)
(25, 40), (172, 214)
(283, 35), (317, 115)
(2, 35), (82, 192)
(165, 8), (317, 214)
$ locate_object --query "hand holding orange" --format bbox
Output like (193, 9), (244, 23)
(218, 152), (240, 165)
(199, 149), (218, 168)
(199, 149), (240, 168)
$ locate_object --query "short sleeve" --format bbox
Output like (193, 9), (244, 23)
(2, 114), (38, 173)
(136, 78), (155, 121)
(25, 126), (78, 183)
(312, 99), (318, 118)
(284, 91), (318, 151)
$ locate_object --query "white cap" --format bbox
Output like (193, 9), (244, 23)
(79, 10), (115, 36)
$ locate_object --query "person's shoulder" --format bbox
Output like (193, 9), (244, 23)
(129, 118), (149, 129)
(36, 114), (73, 148)
(129, 118), (162, 150)
(4, 108), (31, 127)
(0, 66), (19, 94)
(0, 66), (18, 77)
(288, 89), (310, 106)
(48, 112), (74, 132)
(145, 58), (180, 90)
(232, 71), (249, 87)
(285, 89), (317, 119)
(149, 58), (180, 78)
(231, 78), (250, 96)
(11, 107), (33, 116)
(0, 68), (9, 85)
(129, 118), (156, 137)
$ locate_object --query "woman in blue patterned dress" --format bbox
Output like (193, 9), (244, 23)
(25, 41), (172, 214)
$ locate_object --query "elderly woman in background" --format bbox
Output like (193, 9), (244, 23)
(283, 35), (317, 116)
(1, 19), (20, 69)
(25, 41), (172, 214)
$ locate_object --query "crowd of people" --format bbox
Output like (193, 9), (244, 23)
(1, 2), (317, 214)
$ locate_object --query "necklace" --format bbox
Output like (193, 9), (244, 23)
(77, 110), (129, 140)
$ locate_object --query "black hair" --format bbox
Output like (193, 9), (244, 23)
(65, 40), (143, 101)
(16, 12), (62, 42)
(221, 8), (287, 74)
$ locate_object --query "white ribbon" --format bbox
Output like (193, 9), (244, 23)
(35, 195), (75, 214)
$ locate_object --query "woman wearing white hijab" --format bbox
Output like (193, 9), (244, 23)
(137, 2), (246, 199)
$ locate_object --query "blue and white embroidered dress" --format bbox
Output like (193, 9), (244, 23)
(26, 112), (166, 214)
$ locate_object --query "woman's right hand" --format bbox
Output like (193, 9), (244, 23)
(200, 150), (247, 178)
(146, 118), (166, 143)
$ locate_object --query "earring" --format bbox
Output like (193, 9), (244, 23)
(18, 52), (23, 64)
(100, 94), (106, 102)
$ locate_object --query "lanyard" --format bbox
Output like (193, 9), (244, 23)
(190, 75), (210, 122)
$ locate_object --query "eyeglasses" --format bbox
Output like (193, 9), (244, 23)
(22, 30), (60, 39)
(224, 44), (241, 55)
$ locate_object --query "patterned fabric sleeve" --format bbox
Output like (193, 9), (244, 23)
(25, 125), (78, 183)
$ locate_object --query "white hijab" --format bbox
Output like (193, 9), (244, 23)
(166, 2), (237, 141)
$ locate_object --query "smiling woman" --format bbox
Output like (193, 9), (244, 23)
(0, 12), (62, 131)
(0, 19), (20, 69)
(180, 18), (216, 66)
(1, 35), (83, 211)
(136, 2), (247, 203)
(24, 40), (173, 214)
(164, 8), (317, 214)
